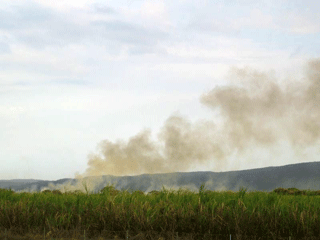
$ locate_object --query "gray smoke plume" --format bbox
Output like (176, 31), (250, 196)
(16, 59), (320, 194)
(75, 59), (319, 180)
(75, 117), (225, 178)
(201, 59), (320, 149)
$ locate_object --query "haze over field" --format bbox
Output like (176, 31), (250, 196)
(0, 0), (319, 192)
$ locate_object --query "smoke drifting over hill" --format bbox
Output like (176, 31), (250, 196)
(75, 59), (319, 179)
(17, 59), (320, 194)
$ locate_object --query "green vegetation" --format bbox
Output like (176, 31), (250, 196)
(0, 184), (320, 239)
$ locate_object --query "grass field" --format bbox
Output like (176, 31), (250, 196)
(1, 183), (320, 240)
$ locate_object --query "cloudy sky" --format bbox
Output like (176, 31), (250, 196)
(1, 0), (320, 181)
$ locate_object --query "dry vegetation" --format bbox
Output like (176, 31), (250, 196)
(0, 184), (320, 240)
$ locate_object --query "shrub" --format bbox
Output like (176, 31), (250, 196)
(133, 190), (145, 195)
(99, 185), (121, 196)
(148, 190), (160, 195)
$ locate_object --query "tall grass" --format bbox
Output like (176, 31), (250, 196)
(0, 183), (320, 239)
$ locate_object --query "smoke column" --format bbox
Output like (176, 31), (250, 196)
(74, 59), (319, 180)
(29, 59), (320, 194)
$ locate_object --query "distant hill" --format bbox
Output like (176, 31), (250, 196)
(0, 179), (39, 183)
(1, 161), (320, 194)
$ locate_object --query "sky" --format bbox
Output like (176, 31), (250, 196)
(1, 0), (320, 181)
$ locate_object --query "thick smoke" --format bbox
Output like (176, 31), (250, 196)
(201, 59), (320, 149)
(16, 59), (320, 194)
(75, 59), (319, 181)
(75, 116), (226, 178)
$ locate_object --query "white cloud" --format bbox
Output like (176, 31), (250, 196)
(140, 0), (166, 20)
(0, 43), (90, 85)
(281, 12), (320, 34)
(0, 86), (200, 116)
(120, 0), (172, 30)
(164, 35), (286, 62)
(31, 0), (91, 12)
(232, 9), (275, 30)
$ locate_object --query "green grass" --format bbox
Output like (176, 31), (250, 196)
(0, 183), (320, 239)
